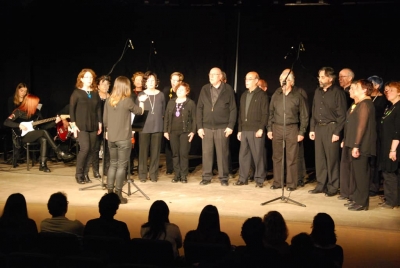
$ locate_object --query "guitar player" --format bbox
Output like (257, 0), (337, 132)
(3, 94), (75, 172)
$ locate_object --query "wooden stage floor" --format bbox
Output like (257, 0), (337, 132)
(0, 157), (399, 267)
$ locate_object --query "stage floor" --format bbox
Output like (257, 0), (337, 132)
(1, 156), (399, 267)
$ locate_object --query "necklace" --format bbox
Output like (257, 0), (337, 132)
(147, 93), (156, 114)
(175, 102), (183, 117)
(85, 90), (92, 99)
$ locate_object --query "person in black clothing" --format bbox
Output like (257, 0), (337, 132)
(92, 75), (111, 179)
(163, 72), (184, 175)
(4, 94), (74, 172)
(196, 67), (237, 186)
(84, 193), (130, 241)
(69, 68), (102, 184)
(7, 83), (29, 167)
(164, 82), (196, 183)
(137, 71), (165, 182)
(234, 71), (269, 188)
(104, 76), (145, 203)
(268, 70), (309, 191)
(309, 67), (347, 196)
(379, 81), (400, 209)
(340, 80), (376, 211)
(338, 68), (355, 109)
(367, 75), (389, 196)
(8, 83), (29, 114)
(129, 71), (145, 175)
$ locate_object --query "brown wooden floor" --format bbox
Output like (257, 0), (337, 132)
(0, 157), (399, 268)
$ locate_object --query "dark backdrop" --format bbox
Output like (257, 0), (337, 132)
(2, 0), (399, 169)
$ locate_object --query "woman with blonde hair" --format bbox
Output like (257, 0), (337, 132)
(104, 76), (146, 203)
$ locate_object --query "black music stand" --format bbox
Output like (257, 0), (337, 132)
(122, 111), (150, 200)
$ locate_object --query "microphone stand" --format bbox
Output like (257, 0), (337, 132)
(261, 43), (306, 207)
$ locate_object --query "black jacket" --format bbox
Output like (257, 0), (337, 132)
(164, 98), (197, 133)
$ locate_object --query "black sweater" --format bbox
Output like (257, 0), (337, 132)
(196, 82), (237, 130)
(238, 87), (269, 132)
(164, 98), (197, 133)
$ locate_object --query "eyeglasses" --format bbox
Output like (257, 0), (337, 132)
(339, 76), (349, 79)
(209, 73), (221, 77)
(245, 78), (256, 81)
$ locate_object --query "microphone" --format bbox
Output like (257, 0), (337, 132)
(284, 46), (294, 59)
(300, 42), (305, 52)
(129, 39), (134, 50)
(152, 41), (157, 55)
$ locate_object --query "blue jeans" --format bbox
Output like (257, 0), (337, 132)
(107, 139), (131, 191)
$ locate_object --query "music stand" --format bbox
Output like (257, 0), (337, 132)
(122, 110), (150, 200)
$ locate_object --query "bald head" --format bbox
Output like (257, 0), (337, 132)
(209, 67), (222, 87)
(279, 69), (295, 87)
(339, 68), (354, 89)
(245, 71), (259, 92)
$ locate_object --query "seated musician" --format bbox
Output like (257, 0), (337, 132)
(3, 94), (75, 172)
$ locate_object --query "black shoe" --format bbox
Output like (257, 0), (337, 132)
(181, 177), (187, 183)
(270, 185), (281, 190)
(171, 177), (180, 183)
(84, 175), (92, 183)
(348, 204), (368, 211)
(344, 201), (355, 207)
(287, 187), (296, 191)
(75, 174), (85, 184)
(39, 162), (51, 173)
(93, 171), (101, 178)
(297, 180), (305, 187)
(221, 181), (229, 186)
(166, 170), (173, 175)
(308, 189), (323, 194)
(325, 192), (337, 197)
(56, 148), (75, 162)
(379, 202), (394, 209)
(200, 180), (211, 185)
(234, 181), (248, 186)
(337, 195), (348, 200)
(150, 179), (157, 182)
(256, 182), (263, 188)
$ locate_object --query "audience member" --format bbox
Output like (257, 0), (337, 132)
(84, 193), (130, 241)
(40, 192), (84, 236)
(140, 200), (182, 258)
(310, 213), (343, 268)
(219, 217), (280, 268)
(289, 232), (319, 268)
(262, 211), (290, 257)
(0, 193), (37, 234)
(184, 205), (231, 247)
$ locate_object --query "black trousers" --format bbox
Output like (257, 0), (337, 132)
(138, 132), (162, 181)
(92, 133), (110, 175)
(238, 131), (266, 184)
(76, 131), (97, 175)
(339, 147), (356, 199)
(271, 124), (298, 189)
(382, 168), (400, 207)
(352, 154), (370, 207)
(202, 128), (229, 182)
(164, 138), (173, 172)
(169, 131), (191, 177)
(314, 123), (340, 193)
(107, 139), (131, 191)
(22, 130), (56, 161)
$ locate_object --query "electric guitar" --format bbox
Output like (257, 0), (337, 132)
(19, 115), (70, 138)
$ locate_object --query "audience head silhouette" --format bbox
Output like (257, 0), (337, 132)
(99, 193), (121, 218)
(47, 192), (68, 217)
(0, 193), (29, 224)
(241, 217), (264, 246)
(263, 211), (288, 246)
(197, 205), (221, 235)
(142, 200), (170, 239)
(311, 212), (337, 246)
